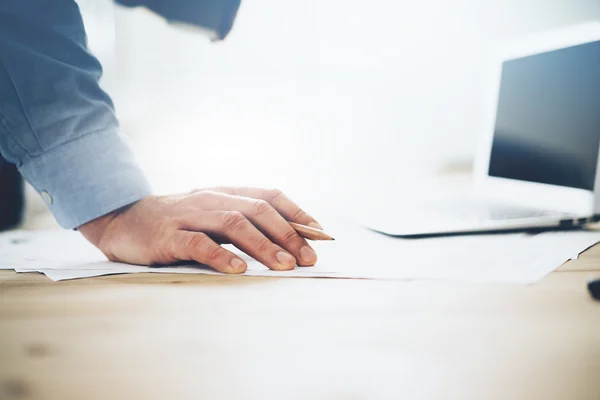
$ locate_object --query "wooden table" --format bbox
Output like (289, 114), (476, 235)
(1, 244), (599, 400)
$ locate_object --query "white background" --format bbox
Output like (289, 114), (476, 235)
(24, 0), (600, 227)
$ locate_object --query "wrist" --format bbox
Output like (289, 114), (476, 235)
(78, 200), (141, 247)
(78, 210), (119, 247)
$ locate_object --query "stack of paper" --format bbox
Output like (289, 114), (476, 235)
(1, 221), (599, 283)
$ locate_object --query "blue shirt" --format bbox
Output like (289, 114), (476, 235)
(0, 0), (240, 228)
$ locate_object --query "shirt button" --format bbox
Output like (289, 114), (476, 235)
(40, 190), (53, 205)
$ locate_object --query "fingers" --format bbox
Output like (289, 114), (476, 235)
(191, 193), (317, 266)
(169, 231), (247, 274)
(244, 199), (317, 266)
(179, 210), (298, 271)
(210, 187), (323, 229)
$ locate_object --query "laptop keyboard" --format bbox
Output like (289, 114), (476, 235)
(435, 201), (572, 223)
(485, 207), (563, 221)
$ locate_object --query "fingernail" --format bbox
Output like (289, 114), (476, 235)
(300, 246), (317, 263)
(276, 251), (295, 267)
(230, 258), (246, 271)
(309, 222), (323, 230)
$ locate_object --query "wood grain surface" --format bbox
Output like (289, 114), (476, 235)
(1, 244), (599, 400)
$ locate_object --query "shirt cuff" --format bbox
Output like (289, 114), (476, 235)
(18, 128), (152, 229)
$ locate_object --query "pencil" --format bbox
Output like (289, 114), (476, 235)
(288, 222), (335, 241)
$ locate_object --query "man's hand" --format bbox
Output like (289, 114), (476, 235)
(78, 187), (322, 274)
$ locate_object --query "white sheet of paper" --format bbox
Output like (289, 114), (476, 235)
(1, 221), (599, 283)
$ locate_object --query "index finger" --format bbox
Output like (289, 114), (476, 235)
(214, 187), (323, 229)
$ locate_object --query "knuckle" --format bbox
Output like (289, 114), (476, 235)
(154, 247), (175, 264)
(185, 232), (210, 250)
(282, 228), (301, 245)
(252, 200), (275, 217)
(222, 211), (248, 232)
(266, 188), (284, 201)
(292, 208), (308, 221)
(257, 237), (273, 253)
(158, 228), (180, 260)
(207, 245), (225, 261)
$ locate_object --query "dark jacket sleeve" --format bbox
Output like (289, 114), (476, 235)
(115, 0), (241, 40)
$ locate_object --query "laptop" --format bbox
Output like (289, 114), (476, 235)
(371, 22), (600, 238)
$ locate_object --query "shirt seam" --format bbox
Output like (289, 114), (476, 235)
(0, 117), (10, 136)
(0, 54), (43, 155)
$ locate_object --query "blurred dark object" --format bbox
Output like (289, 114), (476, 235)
(0, 162), (24, 231)
(115, 0), (241, 41)
(588, 278), (600, 301)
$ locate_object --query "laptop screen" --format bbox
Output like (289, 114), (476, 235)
(488, 40), (600, 191)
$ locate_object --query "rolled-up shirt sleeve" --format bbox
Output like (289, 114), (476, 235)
(0, 0), (152, 229)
